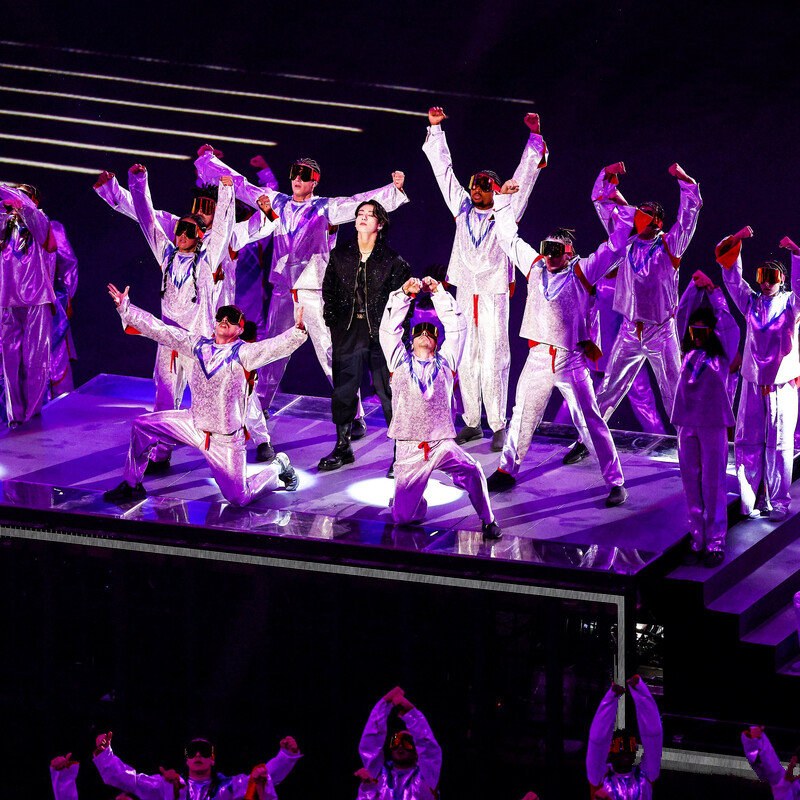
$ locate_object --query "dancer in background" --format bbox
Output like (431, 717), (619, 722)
(49, 217), (79, 395)
(195, 150), (409, 446)
(587, 676), (663, 800)
(380, 276), (501, 537)
(423, 107), (547, 450)
(671, 270), (737, 567)
(93, 732), (301, 800)
(717, 228), (800, 521)
(0, 183), (57, 428)
(355, 687), (441, 800)
(485, 182), (632, 507)
(742, 725), (800, 798)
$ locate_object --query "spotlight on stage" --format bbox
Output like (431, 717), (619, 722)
(346, 477), (464, 508)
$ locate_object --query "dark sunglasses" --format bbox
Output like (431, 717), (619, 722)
(756, 266), (783, 285)
(540, 240), (572, 258)
(688, 325), (711, 345)
(184, 740), (214, 759)
(215, 305), (245, 326)
(389, 732), (415, 750)
(191, 196), (216, 216)
(411, 322), (439, 341)
(175, 220), (202, 240)
(468, 173), (500, 193)
(289, 164), (320, 182)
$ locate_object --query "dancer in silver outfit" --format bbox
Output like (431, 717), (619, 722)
(380, 276), (500, 537)
(102, 284), (306, 507)
(557, 164), (701, 465)
(422, 106), (547, 450)
(587, 676), (662, 800)
(742, 725), (800, 799)
(355, 687), (441, 800)
(485, 184), (633, 506)
(717, 227), (800, 521)
(0, 183), (57, 428)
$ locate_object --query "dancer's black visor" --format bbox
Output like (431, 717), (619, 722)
(175, 220), (202, 239)
(468, 173), (500, 193)
(184, 739), (214, 759)
(289, 164), (320, 182)
(688, 325), (711, 345)
(192, 196), (216, 216)
(215, 305), (244, 326)
(411, 322), (439, 341)
(540, 240), (573, 258)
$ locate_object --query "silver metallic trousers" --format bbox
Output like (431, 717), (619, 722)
(500, 344), (624, 487)
(456, 289), (510, 432)
(123, 409), (283, 507)
(677, 425), (729, 552)
(736, 379), (798, 514)
(1, 303), (51, 424)
(391, 438), (493, 525)
(597, 317), (681, 421)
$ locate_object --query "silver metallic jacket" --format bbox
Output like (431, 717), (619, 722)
(381, 288), (466, 442)
(592, 169), (702, 324)
(493, 194), (634, 353)
(195, 152), (409, 291)
(422, 124), (547, 294)
(721, 243), (800, 386)
(118, 299), (306, 434)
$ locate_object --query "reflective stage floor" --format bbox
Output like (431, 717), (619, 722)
(0, 374), (739, 580)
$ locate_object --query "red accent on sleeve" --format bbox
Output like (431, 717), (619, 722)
(124, 325), (142, 335)
(715, 236), (741, 270)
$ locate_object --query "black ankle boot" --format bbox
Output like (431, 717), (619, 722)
(318, 423), (355, 471)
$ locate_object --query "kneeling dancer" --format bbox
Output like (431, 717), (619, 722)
(486, 184), (633, 506)
(103, 284), (306, 507)
(380, 276), (501, 538)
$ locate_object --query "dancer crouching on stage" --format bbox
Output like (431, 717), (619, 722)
(379, 276), (501, 538)
(485, 181), (633, 506)
(319, 200), (411, 475)
(587, 676), (663, 799)
(102, 284), (306, 507)
(716, 228), (800, 521)
(355, 687), (441, 800)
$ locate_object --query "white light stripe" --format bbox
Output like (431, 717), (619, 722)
(0, 156), (100, 175)
(0, 62), (424, 118)
(0, 85), (363, 133)
(0, 132), (190, 160)
(0, 40), (534, 104)
(0, 108), (278, 146)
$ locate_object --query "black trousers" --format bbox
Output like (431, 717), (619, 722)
(330, 318), (392, 426)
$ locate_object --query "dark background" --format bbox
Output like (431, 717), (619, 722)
(2, 2), (799, 797)
(3, 0), (799, 425)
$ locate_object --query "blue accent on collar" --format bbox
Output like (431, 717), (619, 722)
(194, 338), (244, 380)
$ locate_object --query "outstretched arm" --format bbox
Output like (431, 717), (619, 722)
(586, 684), (622, 787)
(429, 279), (466, 371)
(492, 191), (540, 277)
(195, 152), (278, 210)
(203, 177), (236, 271)
(0, 184), (53, 248)
(94, 171), (177, 233)
(509, 112), (548, 221)
(93, 736), (167, 800)
(263, 737), (303, 787)
(325, 171), (409, 225)
(742, 726), (787, 787)
(421, 106), (470, 218)
(128, 165), (171, 264)
(238, 311), (308, 372)
(399, 698), (442, 790)
(627, 675), (662, 782)
(717, 227), (755, 316)
(664, 163), (703, 257)
(50, 755), (79, 800)
(358, 690), (396, 778)
(591, 162), (628, 236)
(380, 281), (418, 371)
(579, 205), (637, 286)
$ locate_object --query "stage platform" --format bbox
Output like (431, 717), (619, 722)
(0, 373), (732, 580)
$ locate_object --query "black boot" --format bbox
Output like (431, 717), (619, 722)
(318, 423), (355, 471)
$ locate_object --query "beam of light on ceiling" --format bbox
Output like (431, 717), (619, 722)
(0, 156), (101, 175)
(0, 63), (425, 118)
(0, 40), (535, 104)
(0, 86), (363, 133)
(0, 109), (278, 147)
(0, 132), (191, 160)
